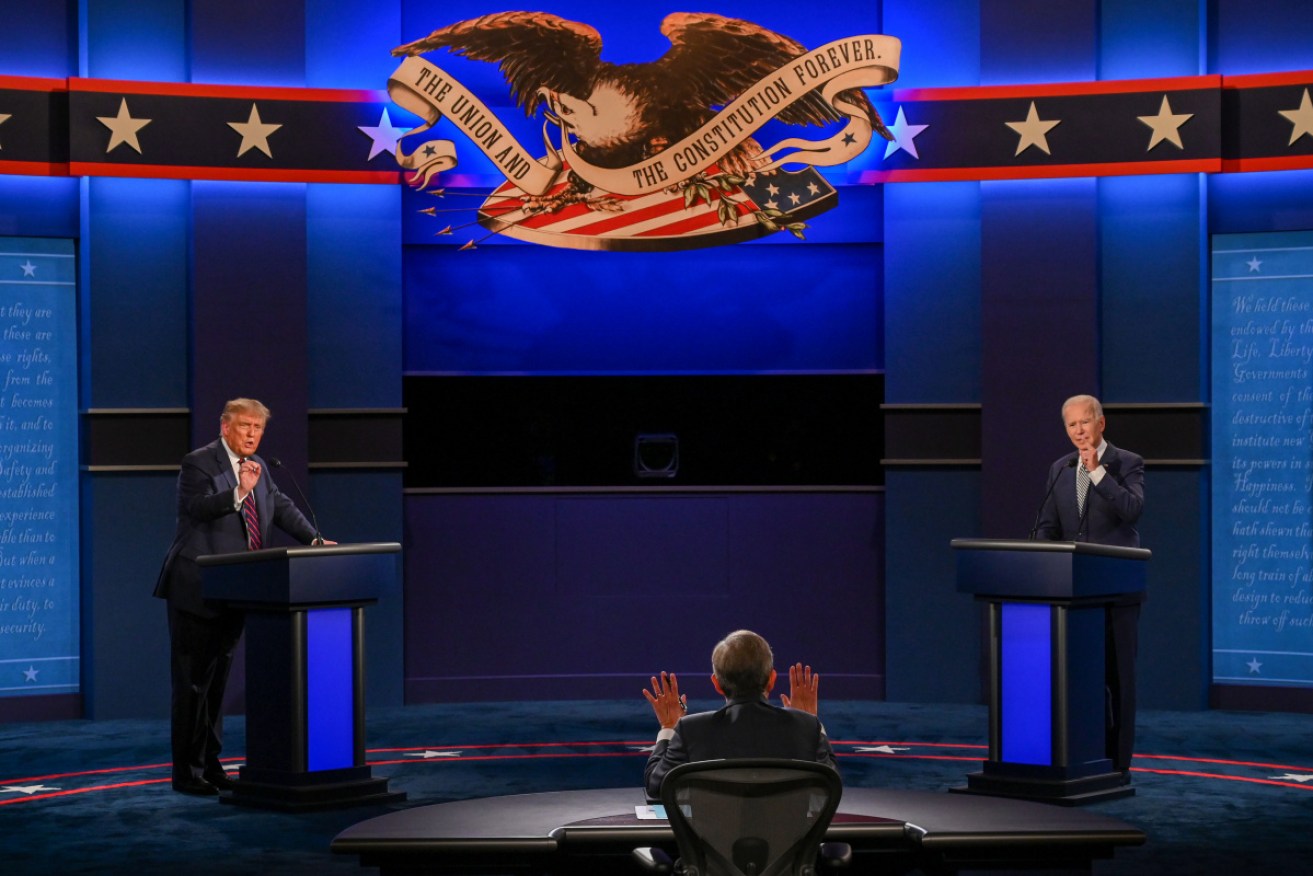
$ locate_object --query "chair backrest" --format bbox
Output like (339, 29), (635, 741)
(658, 758), (843, 876)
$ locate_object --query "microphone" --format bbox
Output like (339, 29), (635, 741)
(268, 457), (323, 545)
(1029, 458), (1077, 540)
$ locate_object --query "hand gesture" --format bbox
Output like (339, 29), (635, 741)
(238, 458), (262, 497)
(642, 671), (687, 730)
(780, 663), (819, 715)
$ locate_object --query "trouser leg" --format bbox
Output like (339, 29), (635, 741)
(168, 606), (243, 782)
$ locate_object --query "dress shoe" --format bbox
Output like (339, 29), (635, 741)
(172, 777), (219, 797)
(203, 770), (237, 791)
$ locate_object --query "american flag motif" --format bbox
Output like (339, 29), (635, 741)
(474, 164), (836, 251)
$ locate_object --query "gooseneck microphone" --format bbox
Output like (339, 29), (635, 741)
(1028, 457), (1077, 539)
(268, 457), (323, 545)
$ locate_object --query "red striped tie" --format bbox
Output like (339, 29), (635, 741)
(243, 493), (262, 551)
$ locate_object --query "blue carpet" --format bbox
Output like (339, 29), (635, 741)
(2, 700), (1310, 874)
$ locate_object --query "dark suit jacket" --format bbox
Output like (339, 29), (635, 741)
(644, 697), (837, 800)
(154, 438), (317, 618)
(1034, 441), (1145, 548)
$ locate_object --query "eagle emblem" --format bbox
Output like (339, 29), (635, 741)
(388, 12), (901, 250)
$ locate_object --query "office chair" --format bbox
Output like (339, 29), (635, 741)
(633, 758), (852, 876)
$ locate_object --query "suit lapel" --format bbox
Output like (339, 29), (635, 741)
(213, 440), (238, 492)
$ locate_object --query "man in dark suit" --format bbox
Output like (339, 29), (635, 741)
(642, 629), (836, 801)
(1034, 394), (1145, 780)
(1034, 395), (1145, 548)
(154, 398), (327, 796)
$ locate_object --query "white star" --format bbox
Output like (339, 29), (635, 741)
(806, 182), (820, 195)
(1247, 657), (1262, 673)
(764, 199), (779, 210)
(402, 749), (463, 758)
(1247, 256), (1262, 272)
(20, 260), (37, 277)
(228, 104), (282, 158)
(1005, 101), (1061, 156)
(1, 784), (59, 795)
(854, 745), (910, 754)
(1278, 88), (1313, 146)
(883, 106), (929, 159)
(1138, 95), (1193, 151)
(1273, 773), (1313, 783)
(788, 192), (801, 205)
(97, 98), (152, 154)
(23, 666), (38, 682)
(357, 108), (412, 160)
(766, 183), (780, 196)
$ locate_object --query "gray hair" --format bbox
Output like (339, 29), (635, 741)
(711, 630), (774, 699)
(1061, 394), (1103, 420)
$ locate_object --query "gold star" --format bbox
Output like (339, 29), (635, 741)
(1278, 88), (1313, 146)
(97, 98), (152, 154)
(1138, 95), (1193, 150)
(1005, 101), (1061, 156)
(227, 104), (282, 158)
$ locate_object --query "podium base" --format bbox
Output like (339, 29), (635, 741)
(222, 765), (406, 812)
(952, 768), (1134, 806)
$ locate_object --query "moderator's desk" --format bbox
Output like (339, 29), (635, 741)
(331, 786), (1145, 874)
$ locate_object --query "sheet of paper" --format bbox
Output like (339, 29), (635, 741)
(635, 804), (667, 820)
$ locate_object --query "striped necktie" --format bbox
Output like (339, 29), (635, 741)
(1076, 463), (1091, 515)
(243, 493), (261, 550)
(239, 459), (262, 551)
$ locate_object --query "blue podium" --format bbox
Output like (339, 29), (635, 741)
(199, 542), (404, 811)
(950, 539), (1149, 805)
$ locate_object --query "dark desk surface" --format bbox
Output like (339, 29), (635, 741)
(332, 785), (1145, 873)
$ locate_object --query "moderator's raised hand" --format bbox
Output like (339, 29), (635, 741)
(780, 662), (819, 715)
(642, 671), (687, 729)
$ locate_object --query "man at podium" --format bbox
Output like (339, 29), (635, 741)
(1033, 394), (1145, 780)
(153, 398), (328, 797)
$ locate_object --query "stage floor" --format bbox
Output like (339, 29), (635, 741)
(2, 700), (1311, 875)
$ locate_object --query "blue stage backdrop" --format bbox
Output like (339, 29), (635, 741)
(0, 237), (79, 702)
(1211, 230), (1313, 689)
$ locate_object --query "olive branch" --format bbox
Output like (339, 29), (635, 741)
(681, 172), (808, 240)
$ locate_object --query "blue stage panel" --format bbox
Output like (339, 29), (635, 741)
(1210, 230), (1313, 689)
(1000, 602), (1052, 765)
(0, 236), (80, 701)
(83, 178), (190, 408)
(306, 607), (355, 771)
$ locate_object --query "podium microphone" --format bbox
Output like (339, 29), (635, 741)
(1029, 458), (1077, 540)
(268, 457), (323, 545)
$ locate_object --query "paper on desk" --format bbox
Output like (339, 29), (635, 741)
(635, 804), (667, 820)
